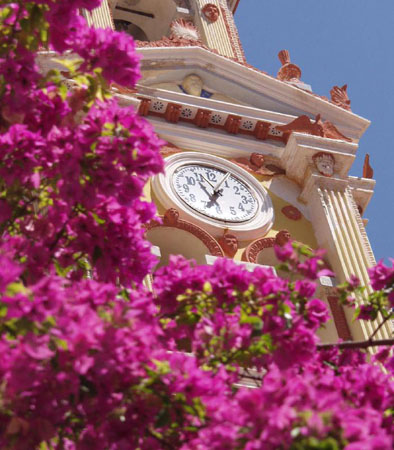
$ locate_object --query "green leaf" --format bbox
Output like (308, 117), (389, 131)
(5, 282), (29, 297)
(58, 83), (68, 100)
(240, 313), (263, 331)
(0, 303), (7, 318)
(52, 57), (83, 74)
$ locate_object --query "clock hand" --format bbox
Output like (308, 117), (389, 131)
(199, 182), (221, 209)
(213, 172), (230, 194)
(200, 174), (215, 190)
(199, 181), (215, 202)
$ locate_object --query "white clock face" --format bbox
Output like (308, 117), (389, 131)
(172, 164), (258, 222)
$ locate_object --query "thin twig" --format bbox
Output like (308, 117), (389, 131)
(368, 315), (392, 341)
(318, 338), (394, 351)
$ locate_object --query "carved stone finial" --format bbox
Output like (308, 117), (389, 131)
(330, 84), (351, 111)
(218, 233), (238, 258)
(164, 208), (179, 225)
(362, 153), (374, 179)
(313, 152), (335, 177)
(275, 230), (291, 247)
(277, 49), (302, 82)
(202, 4), (220, 23)
(170, 19), (200, 41)
(278, 50), (290, 65)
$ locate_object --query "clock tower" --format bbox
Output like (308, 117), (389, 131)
(81, 0), (391, 344)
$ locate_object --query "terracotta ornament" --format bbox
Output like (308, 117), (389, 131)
(137, 97), (151, 116)
(313, 152), (335, 177)
(275, 230), (291, 247)
(170, 19), (200, 41)
(321, 120), (352, 142)
(147, 209), (224, 257)
(110, 82), (137, 96)
(231, 153), (285, 177)
(160, 142), (182, 158)
(225, 115), (242, 134)
(194, 109), (212, 128)
(275, 114), (352, 143)
(218, 233), (238, 258)
(202, 4), (220, 23)
(330, 84), (351, 111)
(136, 19), (203, 49)
(250, 152), (265, 168)
(277, 50), (302, 83)
(163, 208), (180, 225)
(281, 205), (302, 221)
(276, 114), (323, 138)
(242, 237), (276, 263)
(254, 121), (271, 140)
(362, 153), (374, 179)
(165, 103), (182, 123)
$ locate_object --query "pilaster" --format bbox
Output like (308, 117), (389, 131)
(82, 0), (114, 29)
(193, 0), (245, 61)
(307, 180), (391, 342)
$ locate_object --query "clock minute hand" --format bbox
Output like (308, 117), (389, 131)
(200, 174), (215, 190)
(213, 172), (230, 193)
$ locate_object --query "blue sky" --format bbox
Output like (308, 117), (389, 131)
(235, 0), (394, 263)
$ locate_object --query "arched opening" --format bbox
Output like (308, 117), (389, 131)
(145, 209), (224, 270)
(110, 0), (177, 42)
(113, 20), (149, 41)
(147, 227), (216, 269)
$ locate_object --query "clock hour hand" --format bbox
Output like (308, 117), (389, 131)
(199, 181), (215, 201)
(199, 182), (220, 209)
(213, 172), (230, 194)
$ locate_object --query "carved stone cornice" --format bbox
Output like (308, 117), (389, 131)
(136, 93), (288, 145)
(298, 169), (376, 213)
(281, 132), (358, 188)
(137, 47), (370, 140)
(299, 171), (349, 204)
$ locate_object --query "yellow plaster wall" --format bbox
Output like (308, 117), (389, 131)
(143, 153), (318, 263)
(263, 187), (317, 249)
(146, 227), (211, 267)
(143, 181), (167, 216)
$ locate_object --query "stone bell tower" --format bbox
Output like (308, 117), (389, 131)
(81, 0), (391, 344)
